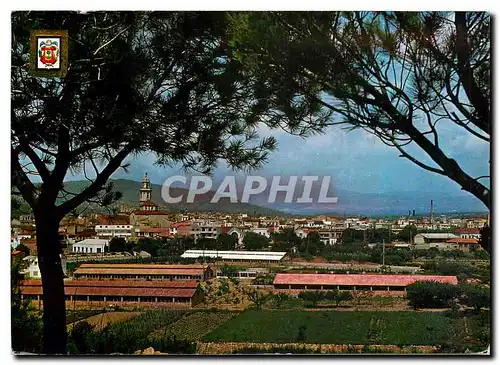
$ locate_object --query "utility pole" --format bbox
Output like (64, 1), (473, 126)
(430, 200), (434, 225)
(382, 239), (385, 266)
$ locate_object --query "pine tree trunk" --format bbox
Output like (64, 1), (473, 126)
(35, 211), (67, 354)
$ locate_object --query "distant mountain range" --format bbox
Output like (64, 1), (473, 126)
(61, 178), (488, 217)
(61, 179), (290, 217)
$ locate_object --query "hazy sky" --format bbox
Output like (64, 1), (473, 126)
(100, 121), (489, 197)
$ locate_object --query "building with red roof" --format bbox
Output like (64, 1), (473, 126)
(273, 273), (458, 292)
(20, 279), (203, 308)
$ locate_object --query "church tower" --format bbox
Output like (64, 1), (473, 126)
(140, 173), (152, 203)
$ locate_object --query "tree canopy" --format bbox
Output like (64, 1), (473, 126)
(229, 11), (490, 209)
(11, 11), (322, 353)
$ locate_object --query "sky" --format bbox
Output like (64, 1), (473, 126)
(98, 120), (490, 199)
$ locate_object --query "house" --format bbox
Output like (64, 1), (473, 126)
(445, 238), (480, 252)
(21, 256), (41, 279)
(135, 227), (170, 239)
(170, 221), (193, 237)
(250, 227), (271, 238)
(95, 224), (134, 240)
(11, 235), (21, 249)
(413, 233), (458, 250)
(72, 238), (109, 254)
(191, 222), (220, 241)
(454, 228), (481, 240)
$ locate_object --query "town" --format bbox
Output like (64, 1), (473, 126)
(10, 10), (490, 356)
(11, 173), (490, 354)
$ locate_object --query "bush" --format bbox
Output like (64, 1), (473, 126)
(69, 321), (95, 354)
(271, 293), (290, 308)
(406, 281), (460, 309)
(459, 284), (490, 311)
(298, 291), (324, 307)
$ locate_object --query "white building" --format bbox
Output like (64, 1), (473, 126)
(11, 235), (21, 249)
(191, 222), (220, 241)
(95, 224), (134, 239)
(181, 249), (287, 262)
(21, 256), (41, 279)
(250, 227), (270, 238)
(21, 255), (67, 279)
(72, 238), (109, 254)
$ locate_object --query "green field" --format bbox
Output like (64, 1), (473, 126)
(149, 311), (237, 341)
(202, 310), (454, 345)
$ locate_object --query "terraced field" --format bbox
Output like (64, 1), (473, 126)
(68, 311), (141, 331)
(202, 310), (454, 345)
(149, 311), (237, 341)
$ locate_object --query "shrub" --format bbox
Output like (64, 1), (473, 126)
(406, 281), (460, 309)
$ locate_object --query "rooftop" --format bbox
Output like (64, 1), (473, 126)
(181, 250), (287, 261)
(74, 238), (109, 246)
(22, 279), (198, 289)
(273, 273), (458, 287)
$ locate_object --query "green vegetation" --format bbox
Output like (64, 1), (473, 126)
(149, 311), (236, 341)
(243, 232), (270, 251)
(69, 310), (187, 354)
(203, 310), (454, 345)
(66, 310), (104, 324)
(422, 261), (490, 284)
(11, 263), (43, 353)
(407, 282), (491, 311)
(251, 273), (276, 285)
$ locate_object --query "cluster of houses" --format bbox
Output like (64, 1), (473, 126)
(11, 173), (487, 281)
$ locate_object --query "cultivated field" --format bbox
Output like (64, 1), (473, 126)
(149, 310), (237, 341)
(68, 311), (141, 331)
(202, 310), (454, 345)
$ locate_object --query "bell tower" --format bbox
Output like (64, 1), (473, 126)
(140, 173), (152, 203)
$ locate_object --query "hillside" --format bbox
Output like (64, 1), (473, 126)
(61, 179), (289, 217)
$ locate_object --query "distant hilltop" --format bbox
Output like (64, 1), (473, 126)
(59, 178), (290, 217)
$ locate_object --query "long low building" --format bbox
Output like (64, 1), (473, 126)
(273, 273), (458, 292)
(73, 263), (213, 281)
(181, 250), (287, 263)
(20, 279), (203, 308)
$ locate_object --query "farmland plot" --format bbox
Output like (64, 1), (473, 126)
(203, 310), (454, 345)
(150, 311), (237, 341)
(68, 311), (140, 331)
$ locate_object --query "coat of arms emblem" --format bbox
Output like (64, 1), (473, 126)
(38, 39), (59, 67)
(30, 30), (68, 78)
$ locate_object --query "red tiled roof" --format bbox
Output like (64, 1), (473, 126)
(78, 264), (209, 270)
(273, 273), (458, 287)
(132, 210), (169, 216)
(20, 286), (196, 298)
(139, 227), (169, 234)
(98, 215), (130, 225)
(21, 279), (198, 289)
(76, 230), (96, 238)
(446, 238), (479, 244)
(454, 228), (481, 234)
(140, 200), (158, 207)
(219, 227), (230, 234)
(74, 266), (208, 276)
